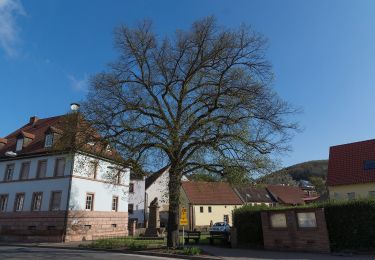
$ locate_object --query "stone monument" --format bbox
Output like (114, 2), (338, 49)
(144, 197), (163, 237)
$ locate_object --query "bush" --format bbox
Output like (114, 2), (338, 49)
(233, 205), (269, 248)
(233, 199), (375, 252)
(322, 199), (375, 251)
(182, 247), (201, 255)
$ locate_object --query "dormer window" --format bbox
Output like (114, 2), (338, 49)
(45, 133), (54, 148)
(16, 138), (23, 151)
(15, 131), (35, 152)
(44, 126), (62, 148)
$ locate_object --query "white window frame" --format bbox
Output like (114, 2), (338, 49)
(14, 193), (25, 212)
(44, 133), (54, 148)
(16, 138), (23, 151)
(31, 192), (43, 211)
(85, 193), (94, 211)
(0, 194), (8, 212)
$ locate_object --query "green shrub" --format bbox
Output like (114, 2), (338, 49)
(233, 205), (269, 248)
(182, 247), (201, 255)
(322, 199), (375, 251)
(233, 199), (375, 252)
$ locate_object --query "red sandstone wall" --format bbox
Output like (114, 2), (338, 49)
(261, 208), (330, 253)
(65, 211), (128, 242)
(0, 211), (66, 242)
(0, 211), (128, 242)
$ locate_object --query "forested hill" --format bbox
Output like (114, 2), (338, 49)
(259, 160), (328, 185)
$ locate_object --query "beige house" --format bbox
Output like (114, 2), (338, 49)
(327, 139), (375, 200)
(180, 181), (243, 231)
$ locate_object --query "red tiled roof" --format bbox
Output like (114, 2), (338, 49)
(0, 116), (65, 158)
(266, 185), (305, 205)
(234, 186), (275, 203)
(327, 139), (375, 186)
(182, 181), (242, 205)
(0, 115), (122, 162)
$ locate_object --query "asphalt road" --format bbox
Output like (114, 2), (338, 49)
(0, 246), (181, 260)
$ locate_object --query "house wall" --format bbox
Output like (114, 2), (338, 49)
(145, 170), (170, 212)
(70, 153), (130, 212)
(328, 182), (375, 201)
(128, 178), (145, 225)
(0, 154), (72, 242)
(193, 205), (238, 227)
(0, 153), (73, 212)
(0, 152), (130, 242)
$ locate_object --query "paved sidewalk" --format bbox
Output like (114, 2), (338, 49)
(199, 245), (375, 260)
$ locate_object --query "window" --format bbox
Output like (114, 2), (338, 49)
(208, 206), (212, 213)
(85, 193), (94, 211)
(31, 192), (43, 211)
(54, 158), (65, 177)
(44, 133), (53, 148)
(200, 206), (204, 213)
(0, 194), (8, 212)
(3, 164), (14, 181)
(112, 196), (119, 212)
(369, 191), (375, 198)
(364, 160), (375, 170)
(297, 212), (317, 228)
(347, 192), (355, 200)
(129, 183), (134, 193)
(50, 191), (62, 211)
(128, 203), (134, 214)
(270, 213), (287, 228)
(88, 161), (98, 179)
(14, 193), (25, 212)
(116, 171), (122, 184)
(223, 214), (229, 223)
(19, 162), (30, 180)
(16, 138), (23, 151)
(36, 160), (47, 178)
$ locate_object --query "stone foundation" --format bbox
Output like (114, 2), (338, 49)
(0, 211), (66, 242)
(65, 211), (128, 241)
(0, 211), (128, 242)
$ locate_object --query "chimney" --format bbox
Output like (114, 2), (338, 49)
(29, 116), (39, 125)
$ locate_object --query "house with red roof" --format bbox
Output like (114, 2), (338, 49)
(180, 181), (243, 230)
(266, 185), (312, 205)
(0, 107), (130, 242)
(327, 139), (375, 200)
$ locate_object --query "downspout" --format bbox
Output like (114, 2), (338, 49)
(62, 153), (75, 242)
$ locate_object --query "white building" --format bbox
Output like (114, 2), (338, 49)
(145, 166), (188, 227)
(128, 174), (146, 227)
(0, 114), (130, 242)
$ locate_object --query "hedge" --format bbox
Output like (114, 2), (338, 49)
(233, 205), (269, 248)
(233, 199), (375, 251)
(322, 199), (375, 251)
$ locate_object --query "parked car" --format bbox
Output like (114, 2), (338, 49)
(209, 222), (231, 234)
(209, 222), (231, 244)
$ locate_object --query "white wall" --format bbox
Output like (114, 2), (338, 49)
(0, 154), (73, 212)
(146, 170), (170, 212)
(69, 153), (130, 212)
(128, 178), (145, 223)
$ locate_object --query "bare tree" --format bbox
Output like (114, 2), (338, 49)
(81, 17), (298, 247)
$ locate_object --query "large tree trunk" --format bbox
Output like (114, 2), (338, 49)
(167, 166), (181, 248)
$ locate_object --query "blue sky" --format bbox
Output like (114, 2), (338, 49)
(1, 0), (375, 168)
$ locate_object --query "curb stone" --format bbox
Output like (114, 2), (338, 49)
(0, 243), (221, 260)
